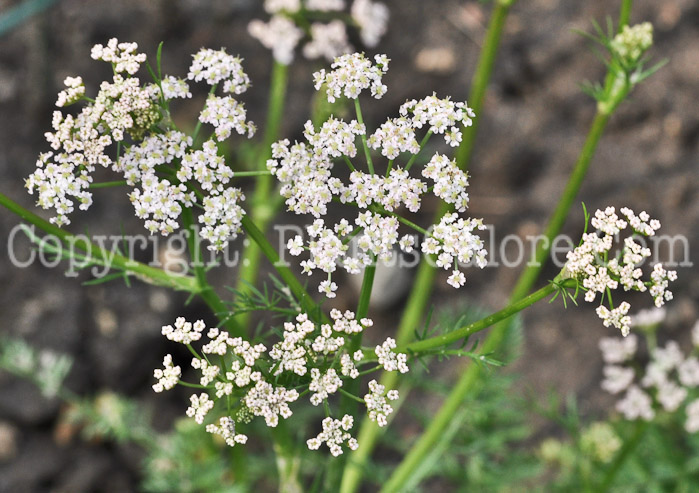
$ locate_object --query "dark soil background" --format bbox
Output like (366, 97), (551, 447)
(0, 0), (697, 491)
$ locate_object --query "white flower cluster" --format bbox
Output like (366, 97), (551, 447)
(245, 380), (299, 427)
(307, 415), (359, 456)
(186, 393), (215, 424)
(199, 95), (256, 142)
(611, 22), (653, 65)
(422, 154), (470, 212)
(400, 94), (475, 147)
(351, 0), (389, 47)
(206, 416), (248, 447)
(55, 76), (85, 107)
(422, 213), (488, 288)
(564, 207), (677, 336)
(154, 313), (403, 455)
(314, 53), (389, 102)
(364, 379), (399, 426)
(367, 118), (420, 160)
(129, 175), (194, 235)
(303, 20), (352, 61)
(600, 319), (699, 433)
(250, 0), (388, 65)
(187, 48), (251, 93)
(29, 41), (254, 251)
(27, 42), (155, 226)
(248, 15), (304, 66)
(161, 317), (206, 344)
(152, 354), (181, 392)
(270, 54), (485, 293)
(309, 368), (343, 405)
(375, 337), (409, 373)
(156, 76), (192, 100)
(91, 38), (146, 75)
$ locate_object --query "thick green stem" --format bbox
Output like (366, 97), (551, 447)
(272, 421), (302, 493)
(340, 3), (515, 491)
(0, 191), (198, 292)
(618, 0), (633, 32)
(341, 260), (376, 409)
(89, 180), (127, 189)
(234, 170), (273, 177)
(235, 61), (288, 330)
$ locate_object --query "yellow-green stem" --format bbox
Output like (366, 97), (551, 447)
(354, 99), (374, 174)
(0, 191), (198, 292)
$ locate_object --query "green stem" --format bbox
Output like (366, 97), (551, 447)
(89, 180), (127, 189)
(354, 261), (376, 349)
(181, 208), (244, 337)
(340, 3), (515, 491)
(379, 283), (563, 493)
(234, 170), (273, 177)
(404, 130), (432, 172)
(354, 99), (374, 174)
(240, 214), (328, 325)
(271, 421), (302, 493)
(382, 6), (632, 488)
(598, 421), (647, 491)
(454, 0), (512, 169)
(235, 61), (288, 331)
(618, 0), (633, 32)
(403, 281), (561, 355)
(341, 259), (376, 410)
(381, 105), (613, 493)
(382, 209), (431, 237)
(0, 191), (198, 292)
(192, 84), (218, 144)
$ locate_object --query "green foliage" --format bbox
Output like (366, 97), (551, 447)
(142, 419), (245, 493)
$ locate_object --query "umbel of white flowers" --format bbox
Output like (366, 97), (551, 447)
(563, 206), (677, 336)
(153, 311), (407, 456)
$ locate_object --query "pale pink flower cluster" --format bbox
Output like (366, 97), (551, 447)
(600, 319), (699, 432)
(564, 206), (677, 336)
